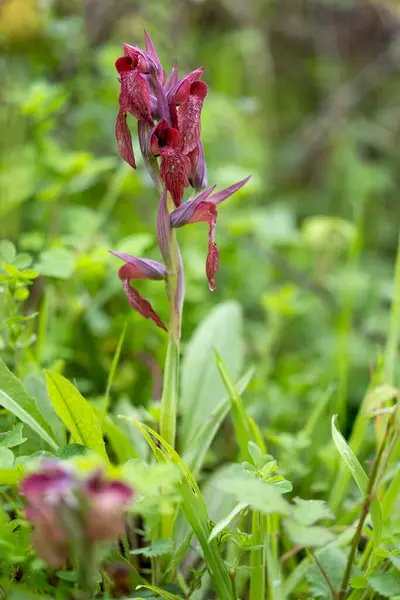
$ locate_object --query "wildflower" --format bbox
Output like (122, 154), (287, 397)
(84, 471), (133, 542)
(20, 462), (76, 568)
(170, 176), (251, 291)
(150, 120), (191, 207)
(110, 251), (168, 331)
(20, 461), (134, 568)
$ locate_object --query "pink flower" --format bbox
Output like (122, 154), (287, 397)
(170, 177), (251, 290)
(84, 471), (133, 542)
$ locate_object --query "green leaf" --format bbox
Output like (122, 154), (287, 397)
(134, 585), (183, 600)
(0, 423), (27, 448)
(0, 240), (16, 263)
(213, 470), (290, 516)
(283, 519), (335, 547)
(209, 501), (248, 542)
(306, 547), (347, 599)
(0, 358), (58, 450)
(98, 411), (138, 463)
(131, 539), (174, 558)
(104, 321), (127, 405)
(180, 301), (243, 452)
(134, 422), (234, 600)
(45, 371), (108, 462)
(350, 575), (368, 589)
(368, 572), (400, 597)
(56, 444), (88, 459)
(331, 415), (382, 545)
(389, 553), (400, 570)
(0, 468), (21, 485)
(24, 374), (66, 446)
(35, 248), (75, 279)
(0, 448), (14, 468)
(291, 498), (334, 526)
(183, 367), (254, 476)
(215, 350), (258, 460)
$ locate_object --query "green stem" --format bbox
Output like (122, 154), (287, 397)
(338, 420), (391, 600)
(250, 511), (265, 600)
(160, 195), (182, 450)
(383, 232), (400, 385)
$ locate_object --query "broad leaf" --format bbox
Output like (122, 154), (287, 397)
(291, 498), (334, 526)
(283, 519), (335, 547)
(0, 423), (27, 448)
(368, 572), (400, 597)
(0, 359), (58, 450)
(180, 301), (243, 452)
(213, 469), (290, 516)
(45, 371), (108, 462)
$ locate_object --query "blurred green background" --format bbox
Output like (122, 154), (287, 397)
(1, 0), (400, 485)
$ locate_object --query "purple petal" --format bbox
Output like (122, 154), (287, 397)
(155, 77), (172, 126)
(138, 121), (163, 190)
(109, 251), (167, 280)
(85, 471), (133, 506)
(170, 186), (216, 228)
(165, 61), (179, 93)
(209, 176), (251, 205)
(188, 141), (207, 190)
(144, 30), (163, 77)
(20, 461), (75, 504)
(157, 189), (173, 268)
(167, 67), (204, 104)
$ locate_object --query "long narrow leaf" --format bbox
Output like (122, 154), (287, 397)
(183, 367), (254, 476)
(0, 359), (58, 450)
(134, 422), (235, 600)
(331, 415), (382, 545)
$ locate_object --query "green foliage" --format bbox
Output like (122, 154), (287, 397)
(2, 1), (400, 598)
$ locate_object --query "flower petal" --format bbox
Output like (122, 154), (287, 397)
(115, 110), (136, 169)
(169, 185), (216, 228)
(157, 189), (173, 267)
(20, 462), (75, 504)
(167, 67), (204, 104)
(119, 68), (153, 125)
(209, 175), (251, 205)
(121, 279), (167, 331)
(138, 121), (162, 189)
(188, 141), (207, 190)
(159, 146), (191, 206)
(165, 60), (179, 93)
(144, 30), (164, 79)
(110, 251), (167, 280)
(177, 81), (208, 154)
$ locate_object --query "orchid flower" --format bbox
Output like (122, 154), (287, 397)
(110, 251), (167, 331)
(150, 120), (191, 207)
(170, 176), (251, 291)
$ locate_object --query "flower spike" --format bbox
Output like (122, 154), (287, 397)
(110, 251), (167, 331)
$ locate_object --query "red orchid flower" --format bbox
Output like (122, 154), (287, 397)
(110, 251), (167, 331)
(170, 176), (251, 291)
(115, 44), (155, 169)
(150, 120), (191, 207)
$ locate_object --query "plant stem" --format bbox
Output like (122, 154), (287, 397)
(250, 511), (265, 600)
(383, 232), (400, 386)
(160, 194), (182, 449)
(338, 420), (391, 599)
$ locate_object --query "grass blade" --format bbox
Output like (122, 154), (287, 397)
(134, 421), (235, 600)
(331, 415), (382, 546)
